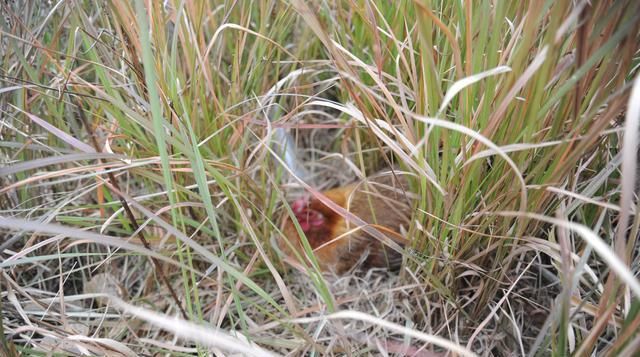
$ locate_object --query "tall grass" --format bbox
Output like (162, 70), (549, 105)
(1, 0), (639, 355)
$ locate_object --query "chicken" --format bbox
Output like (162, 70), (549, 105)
(279, 171), (414, 274)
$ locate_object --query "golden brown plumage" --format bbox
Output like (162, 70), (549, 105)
(279, 171), (413, 274)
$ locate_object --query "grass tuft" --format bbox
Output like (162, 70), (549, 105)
(1, 0), (639, 355)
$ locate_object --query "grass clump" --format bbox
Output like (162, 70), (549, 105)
(1, 0), (639, 355)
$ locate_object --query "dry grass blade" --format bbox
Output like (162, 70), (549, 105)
(111, 298), (276, 357)
(615, 74), (640, 260)
(9, 105), (96, 153)
(437, 66), (511, 116)
(1, 0), (638, 355)
(496, 212), (640, 297)
(291, 310), (477, 357)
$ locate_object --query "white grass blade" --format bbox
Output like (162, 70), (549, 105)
(411, 115), (528, 212)
(111, 298), (276, 357)
(0, 217), (183, 269)
(467, 257), (535, 350)
(291, 310), (477, 357)
(10, 104), (96, 153)
(497, 212), (640, 299)
(65, 336), (137, 357)
(462, 128), (623, 165)
(493, 46), (548, 122)
(545, 186), (627, 213)
(306, 99), (446, 195)
(615, 74), (640, 256)
(0, 153), (124, 177)
(437, 66), (511, 116)
(258, 68), (325, 181)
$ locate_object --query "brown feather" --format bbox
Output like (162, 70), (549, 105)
(280, 171), (413, 274)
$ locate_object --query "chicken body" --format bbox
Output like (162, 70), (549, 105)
(280, 172), (413, 274)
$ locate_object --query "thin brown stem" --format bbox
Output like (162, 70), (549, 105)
(72, 97), (188, 320)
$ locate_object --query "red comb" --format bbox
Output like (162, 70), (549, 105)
(291, 197), (309, 214)
(289, 196), (325, 232)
